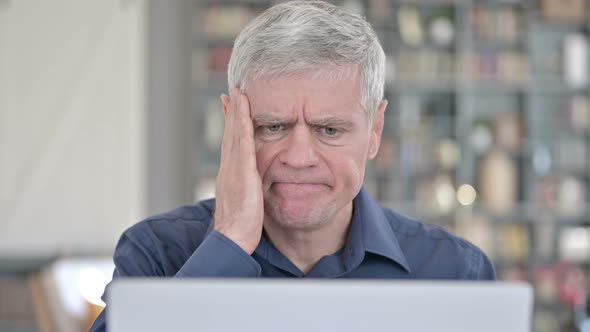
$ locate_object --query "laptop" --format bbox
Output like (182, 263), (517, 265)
(107, 279), (533, 332)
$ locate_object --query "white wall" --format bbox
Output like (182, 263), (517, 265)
(0, 0), (147, 255)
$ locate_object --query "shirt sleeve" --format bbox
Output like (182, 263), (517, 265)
(88, 227), (261, 332)
(175, 230), (262, 278)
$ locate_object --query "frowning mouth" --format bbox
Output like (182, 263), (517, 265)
(271, 182), (329, 196)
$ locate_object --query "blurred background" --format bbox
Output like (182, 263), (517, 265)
(1, 0), (590, 331)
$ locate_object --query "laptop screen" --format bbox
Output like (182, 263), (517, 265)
(108, 279), (533, 332)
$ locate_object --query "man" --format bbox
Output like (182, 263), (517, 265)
(90, 1), (495, 331)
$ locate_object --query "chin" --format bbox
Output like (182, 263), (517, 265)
(264, 199), (329, 231)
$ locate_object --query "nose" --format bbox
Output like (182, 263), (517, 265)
(279, 125), (320, 169)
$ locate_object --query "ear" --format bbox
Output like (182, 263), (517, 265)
(367, 99), (387, 160)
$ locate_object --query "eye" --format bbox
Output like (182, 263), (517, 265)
(322, 126), (338, 136)
(257, 123), (286, 138)
(266, 124), (283, 132)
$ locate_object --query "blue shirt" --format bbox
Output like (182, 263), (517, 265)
(89, 186), (495, 331)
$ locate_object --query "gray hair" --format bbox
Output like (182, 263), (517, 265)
(227, 0), (385, 118)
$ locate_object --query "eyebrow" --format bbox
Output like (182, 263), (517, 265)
(308, 116), (354, 129)
(252, 114), (289, 125)
(252, 114), (354, 129)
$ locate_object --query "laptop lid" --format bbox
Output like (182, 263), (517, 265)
(108, 279), (533, 332)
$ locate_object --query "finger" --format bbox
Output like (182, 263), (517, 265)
(220, 94), (232, 140)
(236, 93), (255, 154)
(221, 94), (230, 116)
(230, 88), (241, 155)
(219, 94), (234, 165)
(236, 93), (253, 136)
(235, 93), (258, 173)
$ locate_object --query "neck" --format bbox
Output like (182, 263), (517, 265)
(263, 203), (353, 275)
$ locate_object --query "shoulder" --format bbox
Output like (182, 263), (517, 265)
(381, 207), (496, 280)
(114, 198), (216, 276)
(126, 198), (215, 241)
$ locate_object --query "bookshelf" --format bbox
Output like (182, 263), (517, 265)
(190, 1), (590, 330)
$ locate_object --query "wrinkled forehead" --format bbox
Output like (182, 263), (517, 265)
(244, 64), (360, 87)
(244, 68), (364, 118)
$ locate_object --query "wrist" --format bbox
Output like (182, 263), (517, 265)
(214, 226), (257, 255)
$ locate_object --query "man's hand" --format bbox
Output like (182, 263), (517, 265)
(214, 88), (264, 255)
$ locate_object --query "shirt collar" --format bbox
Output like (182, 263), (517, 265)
(343, 186), (411, 273)
(206, 186), (411, 274)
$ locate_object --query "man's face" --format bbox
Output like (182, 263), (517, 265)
(244, 69), (386, 231)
